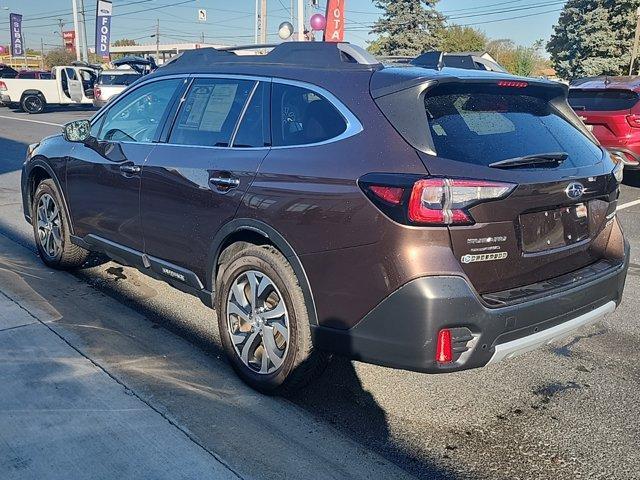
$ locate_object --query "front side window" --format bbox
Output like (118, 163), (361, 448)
(169, 78), (255, 147)
(271, 83), (347, 147)
(97, 78), (181, 143)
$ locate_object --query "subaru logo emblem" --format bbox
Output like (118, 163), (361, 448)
(566, 182), (585, 200)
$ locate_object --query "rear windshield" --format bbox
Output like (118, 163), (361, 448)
(98, 73), (139, 86)
(568, 89), (639, 111)
(424, 83), (603, 167)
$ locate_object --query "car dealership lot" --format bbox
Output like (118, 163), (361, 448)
(1, 107), (640, 479)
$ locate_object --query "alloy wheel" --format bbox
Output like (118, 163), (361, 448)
(226, 270), (290, 375)
(36, 193), (62, 258)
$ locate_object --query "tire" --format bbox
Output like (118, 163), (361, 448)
(216, 245), (328, 394)
(32, 179), (90, 269)
(21, 93), (46, 114)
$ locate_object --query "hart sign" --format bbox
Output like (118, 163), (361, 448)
(9, 13), (24, 57)
(95, 0), (113, 59)
(323, 0), (344, 42)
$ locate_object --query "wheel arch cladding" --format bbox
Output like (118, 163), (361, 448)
(208, 219), (319, 326)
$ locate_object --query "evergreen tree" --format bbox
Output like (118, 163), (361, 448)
(371, 0), (445, 56)
(548, 0), (640, 79)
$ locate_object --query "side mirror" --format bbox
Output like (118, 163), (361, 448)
(62, 119), (91, 143)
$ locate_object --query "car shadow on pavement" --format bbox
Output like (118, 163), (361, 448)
(0, 223), (467, 478)
(0, 137), (28, 176)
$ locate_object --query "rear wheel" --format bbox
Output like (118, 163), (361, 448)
(216, 245), (328, 394)
(32, 179), (89, 269)
(21, 94), (46, 114)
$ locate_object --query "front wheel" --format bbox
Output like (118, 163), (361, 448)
(32, 179), (90, 269)
(216, 245), (328, 394)
(21, 94), (46, 114)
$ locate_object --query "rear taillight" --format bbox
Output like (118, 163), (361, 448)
(408, 178), (514, 226)
(0, 81), (6, 91)
(94, 87), (101, 98)
(627, 114), (640, 128)
(369, 185), (404, 205)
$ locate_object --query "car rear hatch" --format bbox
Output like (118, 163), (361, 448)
(372, 71), (620, 296)
(568, 88), (640, 160)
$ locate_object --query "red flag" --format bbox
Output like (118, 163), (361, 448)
(324, 0), (345, 42)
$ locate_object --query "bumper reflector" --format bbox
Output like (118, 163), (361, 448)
(436, 329), (453, 363)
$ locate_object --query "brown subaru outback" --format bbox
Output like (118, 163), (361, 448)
(21, 43), (629, 394)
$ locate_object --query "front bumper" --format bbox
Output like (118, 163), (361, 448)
(312, 244), (629, 373)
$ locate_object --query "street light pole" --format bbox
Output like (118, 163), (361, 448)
(79, 0), (89, 62)
(155, 19), (160, 63)
(630, 7), (640, 75)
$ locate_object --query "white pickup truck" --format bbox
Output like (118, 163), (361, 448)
(0, 65), (97, 113)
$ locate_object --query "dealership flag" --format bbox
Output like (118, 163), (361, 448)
(323, 0), (345, 42)
(95, 0), (113, 59)
(9, 13), (24, 57)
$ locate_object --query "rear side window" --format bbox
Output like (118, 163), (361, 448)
(424, 83), (603, 167)
(99, 73), (140, 86)
(169, 78), (254, 147)
(568, 89), (639, 111)
(271, 83), (347, 147)
(233, 82), (269, 148)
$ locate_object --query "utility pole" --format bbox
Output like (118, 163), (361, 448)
(260, 0), (267, 44)
(57, 19), (65, 48)
(155, 19), (160, 63)
(201, 32), (205, 44)
(79, 0), (89, 62)
(71, 0), (81, 61)
(41, 37), (45, 69)
(254, 0), (259, 44)
(297, 0), (304, 41)
(630, 7), (640, 75)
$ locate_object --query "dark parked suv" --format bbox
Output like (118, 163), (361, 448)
(21, 43), (629, 394)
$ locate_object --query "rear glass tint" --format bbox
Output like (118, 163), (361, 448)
(99, 73), (140, 86)
(424, 83), (603, 167)
(568, 89), (639, 111)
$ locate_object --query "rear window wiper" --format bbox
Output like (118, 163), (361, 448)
(489, 152), (569, 169)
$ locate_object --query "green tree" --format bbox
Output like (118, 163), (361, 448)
(44, 48), (76, 68)
(548, 0), (640, 79)
(371, 0), (446, 56)
(438, 26), (487, 53)
(113, 38), (138, 47)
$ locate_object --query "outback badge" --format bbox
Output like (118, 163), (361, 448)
(461, 252), (508, 264)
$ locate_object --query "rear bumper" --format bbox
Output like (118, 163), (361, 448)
(312, 243), (629, 373)
(605, 146), (640, 169)
(93, 99), (107, 108)
(1, 94), (11, 104)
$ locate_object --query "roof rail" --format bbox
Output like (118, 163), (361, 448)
(160, 42), (382, 70)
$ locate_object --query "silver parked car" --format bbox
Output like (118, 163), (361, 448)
(93, 69), (141, 108)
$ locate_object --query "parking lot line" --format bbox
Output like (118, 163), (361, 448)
(0, 115), (62, 127)
(618, 198), (640, 211)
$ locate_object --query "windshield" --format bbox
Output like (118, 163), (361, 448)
(424, 83), (603, 168)
(568, 89), (639, 112)
(98, 73), (140, 86)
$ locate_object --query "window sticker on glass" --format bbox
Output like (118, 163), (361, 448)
(200, 84), (239, 132)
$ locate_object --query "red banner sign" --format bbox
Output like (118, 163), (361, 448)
(62, 30), (76, 53)
(324, 0), (345, 42)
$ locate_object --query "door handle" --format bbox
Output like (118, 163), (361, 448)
(209, 176), (240, 190)
(120, 164), (141, 175)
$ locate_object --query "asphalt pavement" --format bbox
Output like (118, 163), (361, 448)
(1, 106), (639, 480)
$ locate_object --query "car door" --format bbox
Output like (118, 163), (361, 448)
(65, 77), (185, 252)
(140, 76), (270, 284)
(65, 68), (84, 102)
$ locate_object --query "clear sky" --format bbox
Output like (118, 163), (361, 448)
(0, 0), (566, 53)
